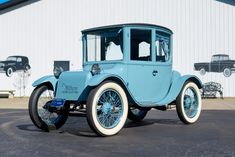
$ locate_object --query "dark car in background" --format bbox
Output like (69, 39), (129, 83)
(0, 55), (31, 77)
(194, 54), (235, 77)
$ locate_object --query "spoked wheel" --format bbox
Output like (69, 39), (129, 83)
(86, 81), (128, 136)
(176, 81), (202, 124)
(128, 107), (148, 122)
(28, 85), (69, 131)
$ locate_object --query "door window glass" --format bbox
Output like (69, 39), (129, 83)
(86, 29), (123, 62)
(156, 31), (170, 62)
(17, 58), (22, 62)
(131, 29), (152, 61)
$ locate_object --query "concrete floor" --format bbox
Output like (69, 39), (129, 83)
(0, 98), (235, 157)
(0, 109), (235, 157)
(0, 97), (235, 110)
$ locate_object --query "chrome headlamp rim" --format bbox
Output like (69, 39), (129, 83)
(53, 66), (64, 79)
(91, 64), (101, 76)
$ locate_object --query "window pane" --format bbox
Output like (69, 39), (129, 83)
(156, 31), (170, 62)
(86, 29), (123, 62)
(87, 35), (101, 62)
(17, 58), (22, 62)
(7, 57), (16, 61)
(131, 29), (152, 61)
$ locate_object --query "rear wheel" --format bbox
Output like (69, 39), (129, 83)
(86, 81), (128, 136)
(128, 107), (148, 122)
(28, 85), (69, 131)
(223, 68), (231, 77)
(176, 82), (202, 124)
(24, 64), (31, 71)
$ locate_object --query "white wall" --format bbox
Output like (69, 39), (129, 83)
(0, 0), (235, 97)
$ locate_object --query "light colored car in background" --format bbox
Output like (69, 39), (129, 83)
(28, 24), (202, 136)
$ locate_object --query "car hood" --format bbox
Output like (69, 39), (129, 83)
(224, 60), (235, 63)
(0, 60), (15, 64)
(56, 71), (91, 101)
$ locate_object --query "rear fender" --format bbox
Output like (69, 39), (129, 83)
(32, 75), (57, 90)
(156, 74), (202, 105)
(86, 73), (134, 102)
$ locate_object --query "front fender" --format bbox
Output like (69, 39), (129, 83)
(32, 75), (57, 90)
(55, 71), (127, 101)
(87, 73), (126, 87)
(156, 74), (202, 105)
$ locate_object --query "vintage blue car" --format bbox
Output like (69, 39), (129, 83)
(28, 24), (202, 136)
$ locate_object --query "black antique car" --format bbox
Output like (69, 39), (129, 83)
(0, 55), (31, 77)
(194, 54), (235, 77)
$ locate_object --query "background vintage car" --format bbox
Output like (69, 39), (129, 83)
(194, 54), (235, 77)
(0, 55), (31, 77)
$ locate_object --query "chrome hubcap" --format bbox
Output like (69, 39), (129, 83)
(38, 89), (59, 125)
(96, 89), (123, 129)
(183, 87), (198, 118)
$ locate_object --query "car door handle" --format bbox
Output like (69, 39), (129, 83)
(152, 70), (158, 76)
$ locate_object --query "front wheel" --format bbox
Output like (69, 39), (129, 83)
(128, 107), (148, 122)
(6, 67), (14, 77)
(199, 68), (206, 76)
(176, 82), (202, 124)
(86, 81), (128, 136)
(28, 85), (69, 131)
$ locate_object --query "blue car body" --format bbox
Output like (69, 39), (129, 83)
(32, 24), (202, 107)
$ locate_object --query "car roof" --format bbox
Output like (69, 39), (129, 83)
(212, 54), (229, 57)
(8, 55), (27, 58)
(82, 23), (173, 34)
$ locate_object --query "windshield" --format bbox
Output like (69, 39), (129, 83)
(7, 57), (16, 61)
(85, 28), (123, 62)
(212, 55), (229, 62)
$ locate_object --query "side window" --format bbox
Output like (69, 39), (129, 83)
(86, 29), (123, 62)
(87, 35), (101, 61)
(131, 29), (152, 61)
(156, 31), (170, 62)
(17, 58), (22, 62)
(105, 41), (123, 61)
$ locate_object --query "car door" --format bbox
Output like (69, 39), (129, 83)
(210, 60), (220, 72)
(152, 31), (172, 102)
(16, 57), (23, 70)
(127, 29), (156, 104)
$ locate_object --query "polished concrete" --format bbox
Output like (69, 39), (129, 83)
(0, 108), (235, 157)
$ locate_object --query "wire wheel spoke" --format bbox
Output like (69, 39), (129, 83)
(183, 87), (198, 118)
(37, 89), (59, 124)
(96, 89), (123, 129)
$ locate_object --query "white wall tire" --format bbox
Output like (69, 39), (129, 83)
(28, 85), (69, 131)
(86, 81), (128, 136)
(6, 67), (14, 77)
(176, 82), (202, 124)
(199, 68), (206, 76)
(223, 68), (231, 77)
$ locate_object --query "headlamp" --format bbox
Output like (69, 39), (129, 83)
(91, 64), (101, 76)
(53, 66), (64, 79)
